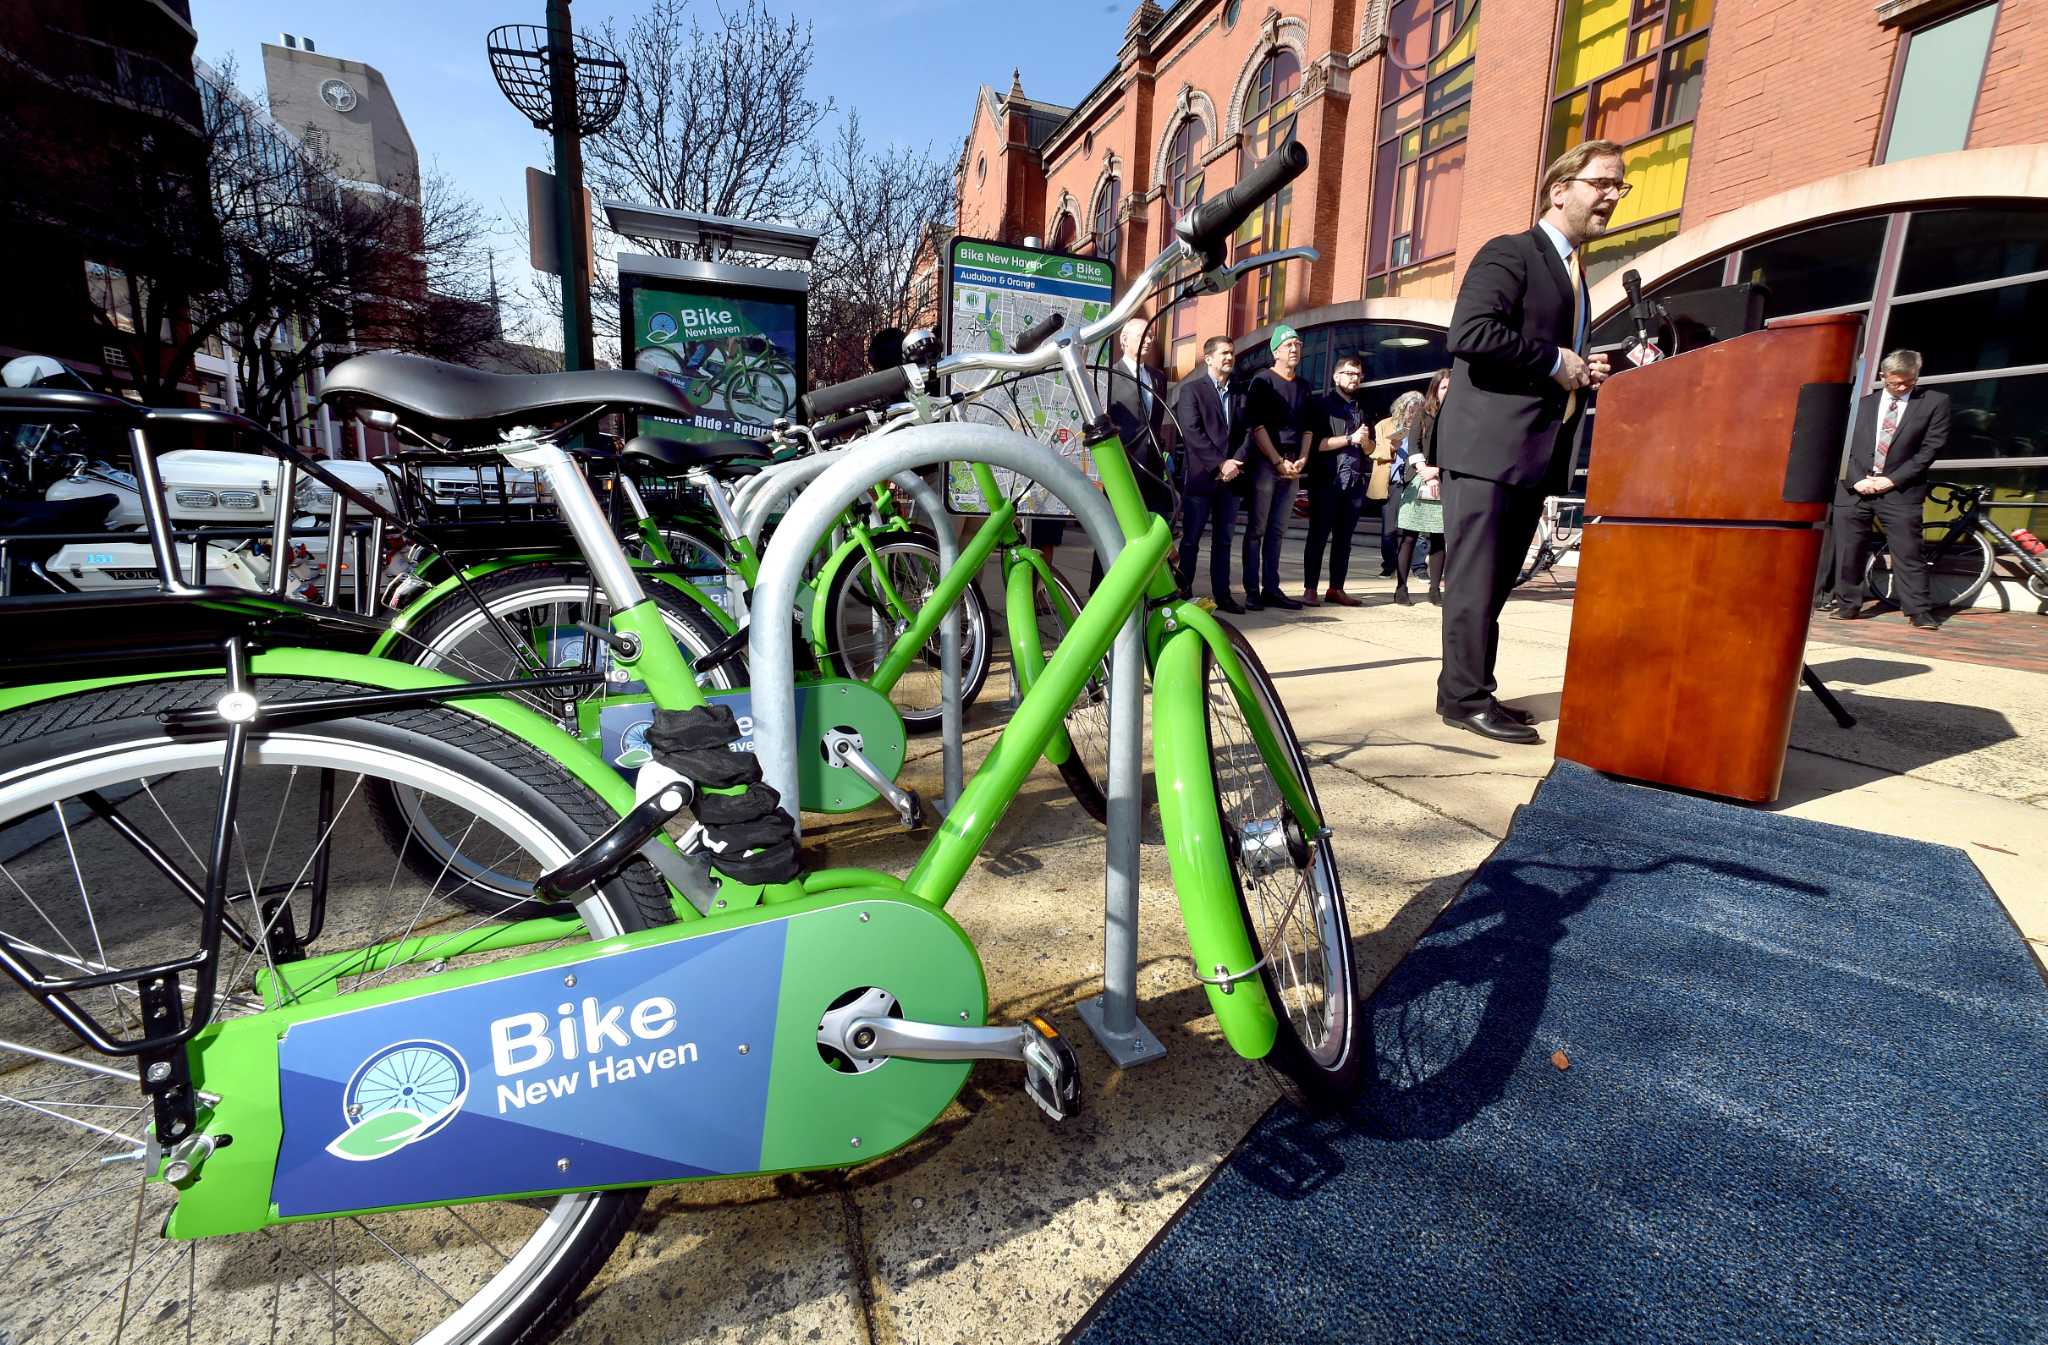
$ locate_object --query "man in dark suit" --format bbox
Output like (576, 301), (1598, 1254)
(1107, 317), (1168, 478)
(1435, 138), (1624, 744)
(1173, 335), (1249, 610)
(1829, 349), (1953, 629)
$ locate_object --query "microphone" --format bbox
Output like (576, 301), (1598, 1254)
(1621, 269), (1662, 366)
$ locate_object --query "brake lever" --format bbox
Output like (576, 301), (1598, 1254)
(1185, 245), (1323, 297)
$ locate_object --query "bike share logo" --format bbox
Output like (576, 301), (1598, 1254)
(647, 312), (680, 343)
(325, 1039), (471, 1162)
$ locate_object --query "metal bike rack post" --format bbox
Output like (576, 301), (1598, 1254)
(739, 456), (964, 813)
(749, 422), (1162, 1069)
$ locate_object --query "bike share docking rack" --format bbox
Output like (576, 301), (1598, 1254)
(748, 422), (1163, 1068)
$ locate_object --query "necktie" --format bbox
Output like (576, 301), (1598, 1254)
(1563, 249), (1587, 421)
(1216, 380), (1230, 429)
(1874, 397), (1901, 473)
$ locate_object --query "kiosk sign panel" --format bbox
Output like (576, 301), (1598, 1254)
(943, 239), (1113, 516)
(620, 257), (806, 445)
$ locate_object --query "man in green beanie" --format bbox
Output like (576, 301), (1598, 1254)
(1240, 324), (1316, 610)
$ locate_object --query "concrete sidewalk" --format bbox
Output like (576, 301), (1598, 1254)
(568, 540), (2048, 1344)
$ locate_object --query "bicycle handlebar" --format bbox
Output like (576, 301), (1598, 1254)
(799, 366), (914, 421)
(1177, 140), (1309, 263)
(1013, 311), (1064, 354)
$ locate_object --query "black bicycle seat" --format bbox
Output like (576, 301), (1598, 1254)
(321, 352), (693, 435)
(619, 434), (769, 478)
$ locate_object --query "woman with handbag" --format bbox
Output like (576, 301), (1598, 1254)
(1395, 369), (1452, 605)
(1372, 393), (1418, 576)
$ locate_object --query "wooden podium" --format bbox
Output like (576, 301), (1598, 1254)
(1554, 314), (1859, 802)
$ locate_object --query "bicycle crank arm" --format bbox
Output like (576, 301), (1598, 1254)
(836, 1014), (1082, 1122)
(826, 731), (925, 828)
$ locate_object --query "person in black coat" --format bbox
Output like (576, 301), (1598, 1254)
(1434, 138), (1624, 744)
(1301, 352), (1372, 606)
(1172, 336), (1249, 610)
(1828, 349), (1953, 628)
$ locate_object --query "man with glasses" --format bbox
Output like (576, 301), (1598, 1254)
(1434, 139), (1623, 744)
(1827, 349), (1952, 629)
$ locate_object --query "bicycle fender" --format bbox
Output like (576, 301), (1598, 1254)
(806, 532), (869, 673)
(1004, 556), (1074, 768)
(1150, 628), (1280, 1061)
(368, 551), (565, 653)
(165, 889), (984, 1238)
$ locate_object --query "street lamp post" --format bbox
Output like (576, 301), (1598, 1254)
(487, 10), (626, 371)
(544, 0), (591, 370)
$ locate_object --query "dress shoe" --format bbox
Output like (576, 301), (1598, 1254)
(1490, 700), (1536, 726)
(1827, 603), (1863, 621)
(1214, 595), (1246, 614)
(1262, 590), (1303, 610)
(1244, 593), (1265, 612)
(1441, 707), (1541, 744)
(1428, 590), (1442, 606)
(1379, 565), (1396, 577)
(1325, 589), (1362, 607)
(1909, 613), (1942, 630)
(1300, 590), (1322, 607)
(1814, 595), (1837, 611)
(1395, 589), (1413, 606)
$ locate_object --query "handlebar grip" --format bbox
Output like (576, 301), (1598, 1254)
(801, 366), (913, 421)
(1177, 141), (1309, 260)
(1014, 312), (1065, 354)
(813, 410), (874, 443)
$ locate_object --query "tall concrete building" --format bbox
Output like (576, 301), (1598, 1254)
(957, 0), (2048, 504)
(261, 35), (419, 198)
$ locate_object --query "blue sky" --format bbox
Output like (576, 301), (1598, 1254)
(190, 0), (1137, 313)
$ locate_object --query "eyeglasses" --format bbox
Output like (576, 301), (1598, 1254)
(1567, 177), (1633, 198)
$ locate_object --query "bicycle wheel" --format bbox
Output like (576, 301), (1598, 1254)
(821, 532), (991, 733)
(645, 520), (744, 624)
(1200, 623), (1364, 1106)
(375, 564), (735, 915)
(0, 677), (673, 1344)
(1864, 525), (1994, 611)
(1018, 564), (1109, 824)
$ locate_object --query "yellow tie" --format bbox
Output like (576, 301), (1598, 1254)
(1563, 249), (1586, 421)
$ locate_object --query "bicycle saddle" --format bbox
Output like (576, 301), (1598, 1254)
(619, 434), (769, 477)
(321, 352), (693, 434)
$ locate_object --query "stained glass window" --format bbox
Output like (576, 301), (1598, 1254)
(1092, 176), (1121, 265)
(1369, 0), (1479, 281)
(1162, 115), (1207, 350)
(1547, 0), (1713, 282)
(1233, 46), (1301, 329)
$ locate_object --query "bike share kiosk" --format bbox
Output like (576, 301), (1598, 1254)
(609, 203), (818, 448)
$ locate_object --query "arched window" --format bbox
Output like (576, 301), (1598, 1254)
(1048, 211), (1078, 253)
(1162, 115), (1208, 359)
(1548, 0), (1715, 283)
(1369, 0), (1479, 290)
(1235, 48), (1301, 329)
(1092, 177), (1122, 264)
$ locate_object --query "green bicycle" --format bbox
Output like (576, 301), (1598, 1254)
(0, 141), (1352, 1345)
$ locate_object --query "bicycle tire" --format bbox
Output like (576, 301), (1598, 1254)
(1864, 524), (1994, 611)
(821, 531), (992, 734)
(0, 676), (672, 1345)
(1197, 623), (1365, 1107)
(374, 564), (735, 915)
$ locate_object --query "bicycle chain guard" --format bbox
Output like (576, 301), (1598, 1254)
(165, 888), (985, 1239)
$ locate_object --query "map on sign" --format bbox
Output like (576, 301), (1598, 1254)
(943, 238), (1114, 517)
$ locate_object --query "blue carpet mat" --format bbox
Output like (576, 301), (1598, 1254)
(1072, 762), (2048, 1345)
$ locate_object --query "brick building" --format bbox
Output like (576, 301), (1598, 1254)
(957, 0), (2048, 498)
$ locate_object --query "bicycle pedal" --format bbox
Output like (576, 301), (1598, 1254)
(1020, 1016), (1082, 1122)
